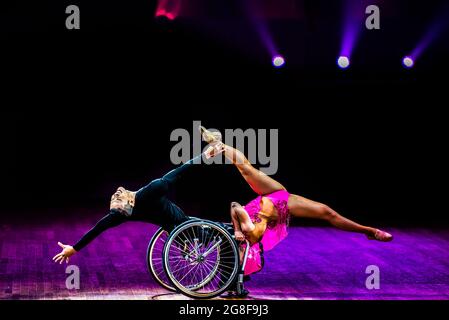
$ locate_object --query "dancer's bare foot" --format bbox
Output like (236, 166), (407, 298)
(367, 229), (393, 242)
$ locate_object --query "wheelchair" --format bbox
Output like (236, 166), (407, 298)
(146, 217), (251, 299)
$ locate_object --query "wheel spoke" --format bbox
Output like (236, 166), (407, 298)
(164, 221), (238, 297)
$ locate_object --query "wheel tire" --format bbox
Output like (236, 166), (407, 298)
(147, 227), (176, 291)
(163, 220), (239, 299)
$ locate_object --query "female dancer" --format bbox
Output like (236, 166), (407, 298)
(200, 127), (393, 276)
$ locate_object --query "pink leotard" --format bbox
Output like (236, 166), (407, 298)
(242, 189), (290, 275)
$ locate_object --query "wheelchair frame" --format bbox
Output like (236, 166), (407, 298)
(147, 218), (250, 299)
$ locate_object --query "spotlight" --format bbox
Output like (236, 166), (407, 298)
(402, 56), (414, 68)
(272, 55), (285, 68)
(337, 56), (350, 69)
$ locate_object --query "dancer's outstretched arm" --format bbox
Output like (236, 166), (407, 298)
(53, 211), (126, 263)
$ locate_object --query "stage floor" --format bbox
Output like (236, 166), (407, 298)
(1, 216), (449, 300)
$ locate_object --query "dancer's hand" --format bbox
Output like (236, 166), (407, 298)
(234, 230), (245, 241)
(52, 242), (76, 264)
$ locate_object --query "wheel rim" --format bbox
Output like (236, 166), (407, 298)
(164, 221), (238, 298)
(148, 228), (175, 291)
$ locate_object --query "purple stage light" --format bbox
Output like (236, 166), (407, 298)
(337, 56), (350, 69)
(272, 55), (285, 68)
(402, 56), (414, 68)
(244, 1), (281, 68)
(407, 2), (449, 65)
(340, 0), (365, 66)
(410, 25), (444, 62)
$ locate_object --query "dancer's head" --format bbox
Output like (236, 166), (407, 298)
(110, 187), (135, 215)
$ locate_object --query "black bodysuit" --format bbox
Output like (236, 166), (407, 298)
(73, 155), (201, 252)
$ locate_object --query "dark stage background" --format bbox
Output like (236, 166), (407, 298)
(1, 0), (448, 227)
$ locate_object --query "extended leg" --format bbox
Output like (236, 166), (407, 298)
(287, 194), (376, 236)
(222, 144), (285, 196)
(137, 154), (203, 199)
(161, 154), (203, 186)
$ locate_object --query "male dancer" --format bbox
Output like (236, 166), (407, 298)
(53, 137), (222, 264)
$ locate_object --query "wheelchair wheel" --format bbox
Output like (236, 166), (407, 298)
(163, 220), (239, 299)
(147, 227), (175, 291)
